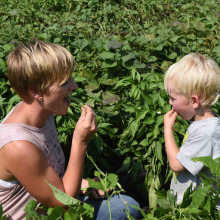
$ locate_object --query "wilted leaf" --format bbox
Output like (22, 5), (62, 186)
(108, 40), (122, 49)
(9, 9), (18, 16)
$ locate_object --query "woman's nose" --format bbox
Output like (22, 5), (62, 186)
(69, 77), (78, 90)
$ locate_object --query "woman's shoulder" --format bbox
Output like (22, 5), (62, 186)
(0, 123), (48, 156)
(0, 123), (28, 146)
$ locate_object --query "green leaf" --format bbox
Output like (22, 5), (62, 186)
(122, 53), (135, 62)
(87, 178), (105, 191)
(149, 178), (158, 208)
(190, 184), (210, 209)
(101, 61), (117, 68)
(136, 108), (149, 122)
(191, 157), (220, 177)
(106, 173), (118, 189)
(150, 93), (166, 107)
(168, 52), (177, 59)
(0, 204), (4, 218)
(188, 208), (201, 214)
(213, 46), (220, 56)
(99, 52), (115, 60)
(118, 157), (131, 173)
(163, 104), (171, 113)
(98, 123), (112, 128)
(130, 120), (139, 138)
(47, 206), (64, 220)
(156, 115), (164, 126)
(76, 39), (89, 51)
(3, 44), (12, 52)
(170, 36), (181, 42)
(24, 200), (38, 212)
(144, 116), (155, 125)
(63, 211), (78, 220)
(153, 126), (160, 139)
(46, 181), (79, 205)
(38, 33), (48, 40)
(155, 45), (163, 51)
(155, 141), (163, 164)
(181, 184), (192, 208)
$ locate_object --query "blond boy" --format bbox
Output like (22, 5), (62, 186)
(163, 53), (220, 206)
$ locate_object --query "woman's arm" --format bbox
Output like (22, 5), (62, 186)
(1, 140), (66, 207)
(62, 105), (97, 197)
(1, 105), (97, 207)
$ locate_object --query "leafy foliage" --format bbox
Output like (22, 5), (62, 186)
(24, 183), (94, 220)
(140, 157), (220, 219)
(0, 204), (6, 220)
(19, 156), (220, 219)
(0, 0), (219, 212)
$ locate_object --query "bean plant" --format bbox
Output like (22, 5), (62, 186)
(0, 0), (219, 215)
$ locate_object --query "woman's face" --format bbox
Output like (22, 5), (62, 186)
(42, 76), (78, 115)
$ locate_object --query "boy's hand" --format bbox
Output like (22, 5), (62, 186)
(164, 109), (178, 132)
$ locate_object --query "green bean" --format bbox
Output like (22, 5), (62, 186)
(69, 96), (86, 111)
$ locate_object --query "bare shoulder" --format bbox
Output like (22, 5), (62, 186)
(0, 140), (65, 207)
(1, 140), (44, 165)
(0, 141), (47, 178)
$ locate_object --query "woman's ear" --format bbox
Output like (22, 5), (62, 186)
(29, 90), (43, 102)
(191, 94), (200, 109)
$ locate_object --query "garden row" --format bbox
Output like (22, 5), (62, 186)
(0, 0), (219, 215)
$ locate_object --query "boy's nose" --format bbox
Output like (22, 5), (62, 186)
(169, 99), (172, 105)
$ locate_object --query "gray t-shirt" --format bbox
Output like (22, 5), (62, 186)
(170, 117), (220, 205)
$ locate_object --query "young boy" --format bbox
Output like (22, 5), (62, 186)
(163, 53), (220, 207)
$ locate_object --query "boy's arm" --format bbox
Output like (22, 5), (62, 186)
(164, 110), (185, 172)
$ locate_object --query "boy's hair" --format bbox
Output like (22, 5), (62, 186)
(7, 39), (74, 100)
(164, 53), (220, 106)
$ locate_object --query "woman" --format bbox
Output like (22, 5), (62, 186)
(0, 40), (140, 219)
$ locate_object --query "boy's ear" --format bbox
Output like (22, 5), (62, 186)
(191, 94), (200, 109)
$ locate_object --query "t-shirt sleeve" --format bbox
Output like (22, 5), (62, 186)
(176, 131), (213, 176)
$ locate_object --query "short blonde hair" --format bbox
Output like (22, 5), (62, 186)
(164, 53), (220, 106)
(7, 40), (74, 100)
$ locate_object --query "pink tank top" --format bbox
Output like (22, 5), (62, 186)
(0, 104), (65, 219)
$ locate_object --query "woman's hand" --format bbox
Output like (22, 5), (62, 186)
(73, 105), (98, 145)
(80, 178), (106, 199)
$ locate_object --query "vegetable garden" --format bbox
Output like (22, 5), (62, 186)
(0, 0), (220, 219)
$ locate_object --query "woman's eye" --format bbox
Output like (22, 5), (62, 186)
(61, 80), (69, 86)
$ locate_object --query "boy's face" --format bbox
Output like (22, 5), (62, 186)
(168, 90), (195, 121)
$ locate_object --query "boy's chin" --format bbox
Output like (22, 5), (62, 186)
(183, 115), (195, 121)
